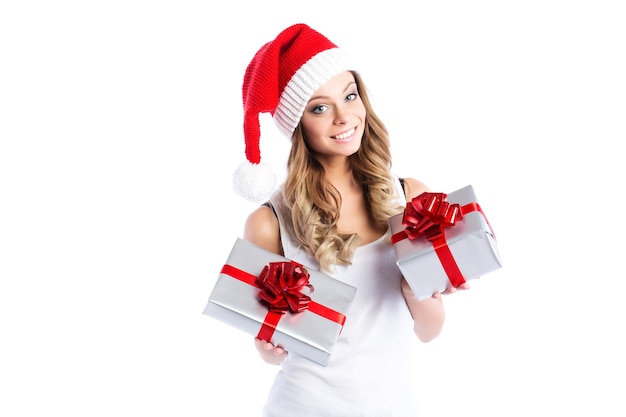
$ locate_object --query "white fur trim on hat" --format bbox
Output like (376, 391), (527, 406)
(273, 48), (354, 138)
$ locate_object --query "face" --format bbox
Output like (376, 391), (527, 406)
(300, 71), (366, 164)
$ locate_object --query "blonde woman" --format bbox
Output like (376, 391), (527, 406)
(232, 23), (468, 417)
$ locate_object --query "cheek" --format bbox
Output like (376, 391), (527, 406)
(301, 118), (327, 139)
(357, 103), (367, 120)
(303, 133), (325, 153)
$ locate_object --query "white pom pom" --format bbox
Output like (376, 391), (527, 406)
(232, 161), (277, 202)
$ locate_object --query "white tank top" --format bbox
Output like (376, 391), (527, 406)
(263, 177), (420, 417)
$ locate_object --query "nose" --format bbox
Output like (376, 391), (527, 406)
(333, 105), (348, 125)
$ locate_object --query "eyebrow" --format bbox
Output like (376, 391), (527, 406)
(308, 81), (357, 102)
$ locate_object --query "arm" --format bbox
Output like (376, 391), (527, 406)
(401, 279), (445, 342)
(398, 177), (469, 342)
(243, 205), (289, 365)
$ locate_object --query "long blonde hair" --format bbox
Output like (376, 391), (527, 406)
(283, 71), (404, 272)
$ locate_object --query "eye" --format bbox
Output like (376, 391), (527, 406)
(346, 92), (358, 102)
(311, 104), (330, 114)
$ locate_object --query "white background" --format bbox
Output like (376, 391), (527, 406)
(1, 1), (625, 416)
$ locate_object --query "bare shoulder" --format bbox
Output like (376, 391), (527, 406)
(243, 204), (282, 255)
(402, 177), (430, 201)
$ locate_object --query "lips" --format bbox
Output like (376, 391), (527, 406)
(331, 127), (356, 140)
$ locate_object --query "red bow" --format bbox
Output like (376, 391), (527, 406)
(257, 261), (314, 313)
(401, 192), (462, 242)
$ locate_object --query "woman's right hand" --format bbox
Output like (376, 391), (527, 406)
(254, 338), (288, 365)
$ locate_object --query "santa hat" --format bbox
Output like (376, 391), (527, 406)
(232, 23), (355, 202)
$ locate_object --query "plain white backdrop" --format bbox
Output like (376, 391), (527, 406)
(1, 1), (625, 416)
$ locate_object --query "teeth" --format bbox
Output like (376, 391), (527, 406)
(334, 127), (355, 140)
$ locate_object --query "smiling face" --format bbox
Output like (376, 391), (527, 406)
(299, 71), (366, 165)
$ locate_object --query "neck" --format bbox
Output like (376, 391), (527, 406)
(323, 161), (355, 190)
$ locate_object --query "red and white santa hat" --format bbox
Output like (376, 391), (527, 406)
(232, 23), (355, 201)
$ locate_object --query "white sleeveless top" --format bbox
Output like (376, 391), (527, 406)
(263, 177), (420, 417)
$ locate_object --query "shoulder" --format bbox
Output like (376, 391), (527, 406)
(401, 177), (430, 201)
(243, 204), (282, 255)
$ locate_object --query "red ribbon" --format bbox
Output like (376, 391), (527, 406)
(220, 263), (347, 342)
(391, 192), (491, 288)
(394, 192), (463, 242)
(257, 261), (314, 314)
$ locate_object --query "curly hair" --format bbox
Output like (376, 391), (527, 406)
(283, 71), (405, 272)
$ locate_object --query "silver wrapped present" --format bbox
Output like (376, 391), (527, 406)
(389, 184), (502, 300)
(203, 238), (357, 366)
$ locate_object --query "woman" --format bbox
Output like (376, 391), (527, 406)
(232, 23), (467, 417)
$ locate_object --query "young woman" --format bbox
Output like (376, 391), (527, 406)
(232, 23), (468, 417)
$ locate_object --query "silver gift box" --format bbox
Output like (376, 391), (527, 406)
(203, 238), (357, 366)
(389, 184), (502, 301)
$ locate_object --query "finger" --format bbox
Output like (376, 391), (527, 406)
(254, 338), (274, 350)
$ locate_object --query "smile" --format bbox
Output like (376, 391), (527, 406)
(331, 127), (356, 141)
